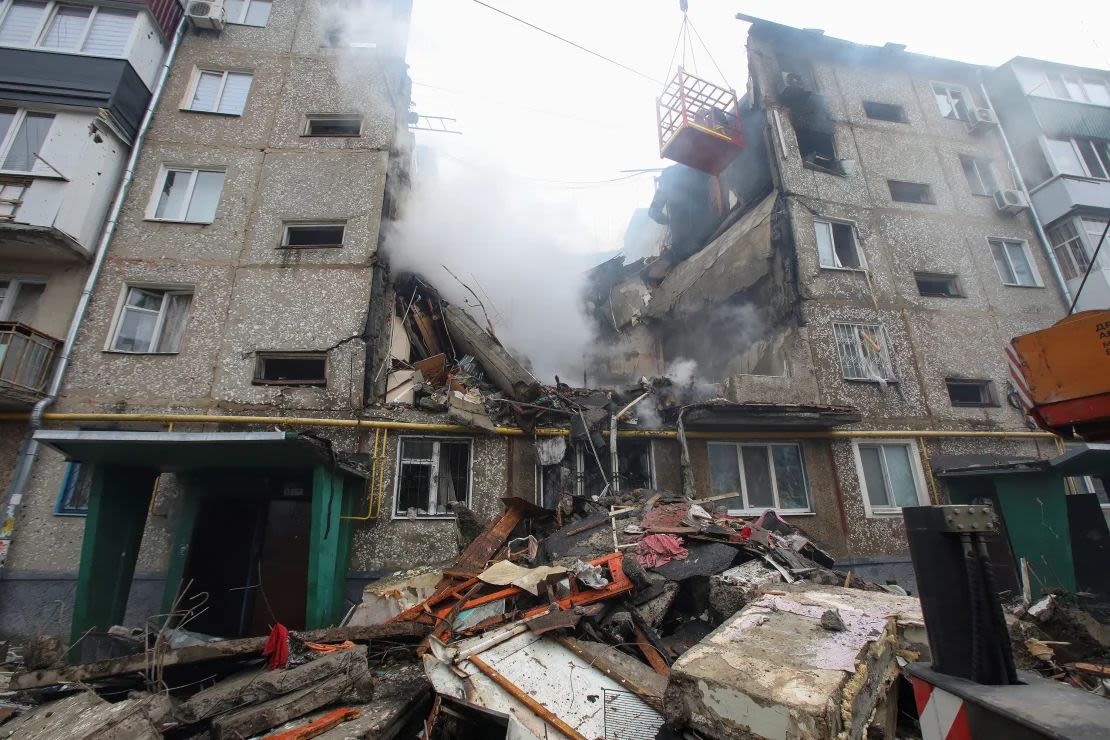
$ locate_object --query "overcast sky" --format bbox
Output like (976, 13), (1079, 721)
(403, 0), (1110, 252)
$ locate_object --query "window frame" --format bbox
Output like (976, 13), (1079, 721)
(303, 114), (364, 137)
(1047, 218), (1092, 281)
(931, 81), (972, 122)
(280, 221), (347, 248)
(392, 436), (474, 520)
(224, 0), (271, 27)
(54, 461), (90, 516)
(887, 179), (936, 204)
(0, 107), (56, 175)
(851, 439), (929, 517)
(105, 284), (194, 354)
(914, 272), (963, 298)
(706, 441), (813, 515)
(813, 216), (865, 271)
(182, 68), (253, 116)
(832, 322), (896, 382)
(959, 154), (1000, 197)
(146, 165), (226, 224)
(0, 0), (137, 58)
(1043, 136), (1110, 180)
(0, 273), (46, 320)
(253, 351), (328, 386)
(945, 377), (998, 408)
(1043, 71), (1110, 106)
(987, 237), (1043, 288)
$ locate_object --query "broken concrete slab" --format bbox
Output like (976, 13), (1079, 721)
(0, 690), (170, 740)
(347, 564), (445, 626)
(311, 663), (431, 739)
(709, 560), (784, 622)
(654, 541), (741, 581)
(635, 579), (680, 628)
(441, 303), (538, 401)
(663, 584), (926, 739)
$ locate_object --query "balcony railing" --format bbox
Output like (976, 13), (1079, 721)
(0, 322), (59, 403)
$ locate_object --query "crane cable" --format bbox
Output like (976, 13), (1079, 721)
(663, 1), (731, 89)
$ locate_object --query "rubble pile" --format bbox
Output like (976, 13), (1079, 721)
(0, 493), (927, 739)
(1007, 593), (1110, 697)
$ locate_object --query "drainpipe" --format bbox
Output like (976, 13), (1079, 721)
(0, 18), (188, 570)
(978, 81), (1073, 308)
(608, 392), (651, 496)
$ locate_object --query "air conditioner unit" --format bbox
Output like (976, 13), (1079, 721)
(778, 71), (809, 103)
(186, 0), (225, 30)
(993, 189), (1029, 215)
(968, 107), (998, 132)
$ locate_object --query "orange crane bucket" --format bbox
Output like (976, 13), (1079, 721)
(656, 67), (743, 175)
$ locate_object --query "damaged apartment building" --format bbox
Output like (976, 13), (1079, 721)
(0, 7), (1099, 648)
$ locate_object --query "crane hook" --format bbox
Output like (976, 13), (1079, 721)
(679, 0), (688, 13)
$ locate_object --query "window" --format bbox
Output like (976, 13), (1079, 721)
(1047, 220), (1092, 281)
(0, 107), (54, 173)
(394, 437), (472, 517)
(1044, 71), (1110, 106)
(854, 441), (926, 515)
(54, 462), (90, 515)
(223, 0), (270, 26)
(150, 167), (225, 223)
(281, 222), (346, 248)
(914, 272), (962, 297)
(988, 238), (1040, 287)
(109, 286), (192, 353)
(932, 82), (971, 121)
(863, 101), (906, 123)
(960, 155), (1000, 196)
(1045, 137), (1110, 180)
(707, 442), (811, 513)
(304, 115), (363, 137)
(0, 276), (45, 322)
(186, 70), (253, 116)
(946, 378), (997, 407)
(814, 218), (863, 269)
(833, 322), (895, 382)
(888, 180), (935, 204)
(254, 352), (327, 386)
(0, 1), (136, 56)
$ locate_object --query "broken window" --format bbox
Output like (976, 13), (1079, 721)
(707, 442), (811, 513)
(932, 82), (971, 121)
(856, 442), (925, 514)
(959, 155), (1000, 196)
(989, 238), (1040, 287)
(394, 437), (471, 517)
(795, 127), (837, 171)
(150, 167), (225, 223)
(833, 322), (895, 382)
(304, 115), (362, 137)
(281, 222), (346, 248)
(914, 272), (962, 298)
(109, 286), (193, 353)
(54, 461), (90, 515)
(887, 180), (935, 204)
(253, 352), (327, 386)
(187, 69), (253, 116)
(814, 218), (863, 269)
(946, 378), (997, 407)
(863, 101), (906, 123)
(224, 0), (271, 26)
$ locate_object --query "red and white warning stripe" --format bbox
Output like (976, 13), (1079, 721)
(912, 676), (972, 740)
(1004, 343), (1034, 413)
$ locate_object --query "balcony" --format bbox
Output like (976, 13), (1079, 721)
(1030, 175), (1110, 225)
(0, 322), (60, 407)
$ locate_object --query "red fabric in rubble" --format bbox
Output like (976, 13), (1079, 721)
(263, 623), (290, 670)
(634, 533), (689, 569)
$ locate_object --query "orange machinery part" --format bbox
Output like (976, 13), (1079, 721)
(1010, 309), (1110, 438)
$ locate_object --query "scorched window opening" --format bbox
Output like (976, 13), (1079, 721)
(394, 437), (472, 518)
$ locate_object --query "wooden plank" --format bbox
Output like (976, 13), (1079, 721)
(9, 622), (428, 691)
(443, 497), (530, 579)
(632, 625), (670, 676)
(211, 666), (367, 740)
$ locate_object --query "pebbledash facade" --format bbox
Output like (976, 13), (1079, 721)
(0, 10), (1091, 641)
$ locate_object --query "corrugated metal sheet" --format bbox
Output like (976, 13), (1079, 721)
(1030, 97), (1110, 141)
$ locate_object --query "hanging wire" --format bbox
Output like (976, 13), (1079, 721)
(686, 16), (730, 88)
